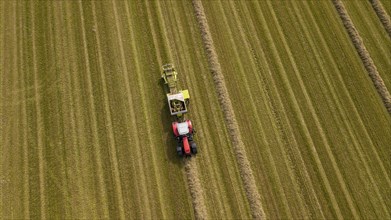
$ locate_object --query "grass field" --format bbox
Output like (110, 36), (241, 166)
(1, 1), (390, 219)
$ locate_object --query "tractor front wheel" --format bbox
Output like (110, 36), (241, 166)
(177, 145), (183, 157)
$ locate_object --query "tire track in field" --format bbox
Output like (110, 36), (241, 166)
(192, 0), (265, 218)
(75, 2), (110, 217)
(369, 0), (391, 37)
(239, 2), (326, 218)
(124, 1), (155, 218)
(303, 1), (391, 189)
(264, 1), (360, 218)
(19, 3), (30, 216)
(152, 1), (209, 218)
(251, 1), (345, 218)
(3, 3), (22, 216)
(228, 1), (319, 218)
(30, 2), (46, 218)
(111, 1), (146, 217)
(59, 3), (99, 216)
(123, 1), (166, 218)
(211, 1), (295, 218)
(332, 0), (391, 114)
(90, 2), (125, 219)
(290, 2), (390, 217)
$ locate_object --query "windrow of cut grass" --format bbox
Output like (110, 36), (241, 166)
(369, 0), (391, 37)
(192, 0), (265, 219)
(333, 0), (391, 113)
(341, 0), (391, 95)
(184, 159), (207, 219)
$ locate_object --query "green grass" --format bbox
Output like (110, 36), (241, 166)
(1, 0), (390, 219)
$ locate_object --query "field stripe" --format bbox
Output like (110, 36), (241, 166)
(303, 1), (391, 189)
(192, 0), (265, 218)
(30, 2), (47, 218)
(122, 2), (165, 218)
(250, 1), (347, 218)
(45, 4), (72, 217)
(290, 2), (390, 217)
(75, 1), (110, 217)
(369, 0), (391, 37)
(90, 2), (126, 219)
(59, 3), (100, 217)
(264, 1), (361, 218)
(228, 1), (324, 218)
(213, 1), (296, 218)
(110, 1), (146, 217)
(121, 1), (154, 217)
(332, 0), (391, 113)
(19, 3), (30, 216)
(235, 2), (326, 218)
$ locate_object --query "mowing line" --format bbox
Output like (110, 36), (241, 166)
(30, 2), (47, 218)
(332, 0), (391, 113)
(192, 0), (265, 219)
(19, 3), (30, 216)
(123, 1), (163, 218)
(369, 0), (391, 37)
(296, 1), (388, 215)
(5, 3), (23, 216)
(264, 1), (360, 218)
(228, 1), (315, 218)
(252, 1), (345, 218)
(303, 1), (391, 189)
(54, 3), (90, 217)
(292, 2), (390, 217)
(59, 3), (100, 216)
(213, 1), (295, 218)
(238, 2), (326, 218)
(90, 2), (125, 219)
(46, 4), (68, 217)
(60, 17), (85, 219)
(76, 1), (110, 217)
(110, 1), (145, 217)
(152, 1), (210, 219)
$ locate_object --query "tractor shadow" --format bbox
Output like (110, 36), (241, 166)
(158, 80), (184, 166)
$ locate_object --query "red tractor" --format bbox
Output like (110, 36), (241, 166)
(172, 120), (197, 156)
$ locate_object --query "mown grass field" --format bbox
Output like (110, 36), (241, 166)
(1, 0), (390, 219)
(343, 0), (391, 91)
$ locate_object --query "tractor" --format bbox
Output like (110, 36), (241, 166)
(162, 64), (197, 157)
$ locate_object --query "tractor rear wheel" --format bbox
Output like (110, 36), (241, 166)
(190, 142), (197, 154)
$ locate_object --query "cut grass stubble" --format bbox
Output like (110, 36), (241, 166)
(192, 0), (265, 219)
(333, 0), (391, 114)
